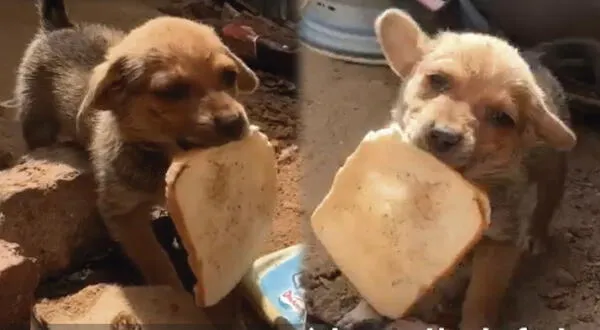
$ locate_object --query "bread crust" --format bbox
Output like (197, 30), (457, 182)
(165, 157), (205, 305)
(165, 127), (277, 307)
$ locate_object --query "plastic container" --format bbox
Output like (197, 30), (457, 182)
(241, 244), (306, 329)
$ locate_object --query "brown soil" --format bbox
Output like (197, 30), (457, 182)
(241, 71), (302, 253)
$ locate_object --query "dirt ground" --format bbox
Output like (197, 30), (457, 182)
(0, 0), (301, 327)
(300, 46), (600, 329)
(239, 72), (302, 253)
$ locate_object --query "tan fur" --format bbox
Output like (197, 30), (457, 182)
(336, 9), (577, 329)
(77, 17), (258, 148)
(14, 3), (260, 289)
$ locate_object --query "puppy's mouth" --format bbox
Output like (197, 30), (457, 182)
(176, 138), (210, 151)
(175, 132), (247, 151)
(412, 141), (471, 173)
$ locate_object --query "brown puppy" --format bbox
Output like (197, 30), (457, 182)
(14, 0), (259, 288)
(336, 9), (576, 330)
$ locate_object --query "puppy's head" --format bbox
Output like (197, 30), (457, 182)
(375, 9), (576, 181)
(81, 16), (259, 150)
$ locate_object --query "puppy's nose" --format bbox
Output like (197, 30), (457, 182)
(214, 113), (246, 139)
(428, 126), (463, 153)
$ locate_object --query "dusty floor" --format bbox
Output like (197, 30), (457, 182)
(301, 46), (600, 329)
(0, 0), (300, 327)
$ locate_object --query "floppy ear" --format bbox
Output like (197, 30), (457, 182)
(76, 56), (139, 136)
(374, 8), (430, 78)
(526, 84), (577, 151)
(80, 56), (132, 113)
(224, 47), (259, 94)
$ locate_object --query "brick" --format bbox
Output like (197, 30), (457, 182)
(0, 146), (109, 277)
(34, 284), (215, 328)
(0, 239), (39, 326)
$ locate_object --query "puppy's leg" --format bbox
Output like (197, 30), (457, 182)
(98, 186), (182, 289)
(460, 238), (522, 330)
(16, 73), (61, 150)
(525, 152), (568, 254)
(336, 299), (385, 330)
(103, 205), (183, 288)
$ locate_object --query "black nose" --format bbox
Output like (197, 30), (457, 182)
(214, 114), (246, 139)
(428, 126), (463, 153)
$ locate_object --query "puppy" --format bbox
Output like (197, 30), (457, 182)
(336, 9), (576, 330)
(14, 0), (259, 288)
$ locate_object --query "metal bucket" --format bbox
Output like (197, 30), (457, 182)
(298, 0), (403, 65)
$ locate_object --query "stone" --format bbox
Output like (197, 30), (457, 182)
(33, 284), (215, 329)
(0, 146), (109, 278)
(0, 239), (40, 326)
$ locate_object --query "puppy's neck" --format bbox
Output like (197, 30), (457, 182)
(463, 164), (528, 193)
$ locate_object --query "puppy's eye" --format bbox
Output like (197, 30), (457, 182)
(488, 109), (515, 127)
(153, 82), (191, 100)
(427, 73), (451, 92)
(222, 69), (238, 89)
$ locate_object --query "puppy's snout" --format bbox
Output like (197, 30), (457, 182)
(214, 113), (246, 139)
(428, 126), (463, 153)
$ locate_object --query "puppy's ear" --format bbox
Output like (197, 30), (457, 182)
(76, 56), (142, 136)
(526, 85), (577, 151)
(80, 56), (133, 112)
(374, 9), (430, 78)
(224, 47), (260, 94)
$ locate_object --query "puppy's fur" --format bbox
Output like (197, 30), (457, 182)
(14, 0), (259, 288)
(336, 9), (576, 330)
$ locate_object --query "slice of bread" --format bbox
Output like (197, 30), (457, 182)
(310, 124), (491, 319)
(165, 126), (277, 307)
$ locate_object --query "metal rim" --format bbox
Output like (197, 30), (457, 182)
(300, 40), (388, 66)
(298, 0), (388, 65)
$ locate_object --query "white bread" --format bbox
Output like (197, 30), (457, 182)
(165, 125), (277, 307)
(310, 124), (491, 319)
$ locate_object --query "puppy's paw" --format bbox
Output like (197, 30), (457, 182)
(517, 232), (548, 255)
(336, 317), (386, 330)
(336, 300), (384, 330)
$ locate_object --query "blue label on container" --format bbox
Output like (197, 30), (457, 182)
(258, 248), (305, 329)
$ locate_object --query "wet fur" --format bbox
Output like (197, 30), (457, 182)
(14, 0), (259, 287)
(335, 9), (577, 330)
